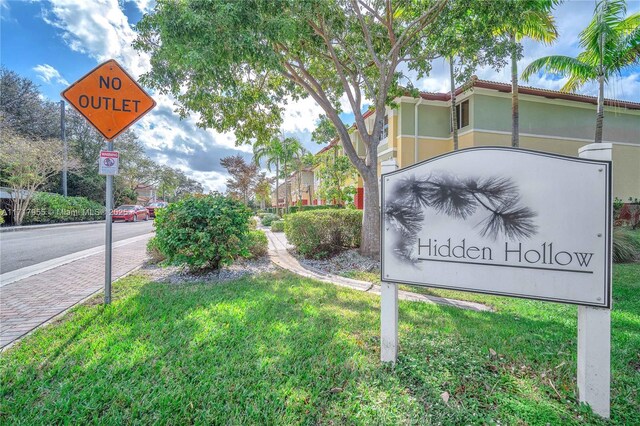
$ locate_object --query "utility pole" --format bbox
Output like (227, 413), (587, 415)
(60, 100), (68, 196)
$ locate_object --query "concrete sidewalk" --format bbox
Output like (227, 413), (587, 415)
(264, 229), (490, 312)
(0, 234), (152, 349)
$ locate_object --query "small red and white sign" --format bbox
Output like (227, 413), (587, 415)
(99, 150), (119, 175)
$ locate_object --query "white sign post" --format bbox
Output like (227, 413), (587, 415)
(577, 143), (612, 418)
(380, 147), (612, 417)
(380, 159), (399, 364)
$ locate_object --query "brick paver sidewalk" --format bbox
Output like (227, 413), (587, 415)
(1, 236), (151, 349)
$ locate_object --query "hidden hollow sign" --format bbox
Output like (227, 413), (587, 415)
(381, 147), (611, 308)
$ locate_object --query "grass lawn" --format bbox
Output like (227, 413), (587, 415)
(1, 265), (639, 425)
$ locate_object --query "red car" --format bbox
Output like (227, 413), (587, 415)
(146, 201), (168, 218)
(112, 205), (149, 222)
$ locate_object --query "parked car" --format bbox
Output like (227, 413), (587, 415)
(112, 205), (149, 222)
(146, 201), (168, 218)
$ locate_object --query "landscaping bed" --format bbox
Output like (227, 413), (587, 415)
(142, 256), (276, 285)
(1, 266), (638, 424)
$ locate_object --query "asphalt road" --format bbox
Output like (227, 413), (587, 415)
(0, 221), (154, 273)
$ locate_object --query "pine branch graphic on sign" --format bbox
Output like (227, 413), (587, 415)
(385, 174), (537, 263)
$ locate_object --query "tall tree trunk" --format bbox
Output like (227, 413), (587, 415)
(449, 57), (459, 150)
(511, 35), (519, 148)
(283, 158), (289, 213)
(595, 32), (605, 143)
(595, 73), (605, 143)
(360, 169), (380, 259)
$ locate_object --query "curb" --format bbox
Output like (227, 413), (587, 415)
(0, 220), (105, 233)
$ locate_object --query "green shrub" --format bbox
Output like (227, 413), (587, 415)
(0, 209), (5, 225)
(257, 212), (269, 218)
(287, 205), (343, 214)
(261, 213), (280, 227)
(613, 228), (640, 263)
(146, 237), (166, 264)
(284, 209), (362, 258)
(248, 217), (257, 229)
(271, 220), (284, 232)
(22, 193), (104, 224)
(244, 230), (269, 259)
(153, 194), (252, 270)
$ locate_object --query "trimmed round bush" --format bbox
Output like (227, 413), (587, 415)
(284, 209), (362, 258)
(261, 213), (280, 227)
(153, 194), (252, 270)
(244, 230), (269, 259)
(271, 220), (284, 232)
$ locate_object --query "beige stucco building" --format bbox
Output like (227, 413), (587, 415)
(365, 78), (639, 201)
(274, 78), (639, 209)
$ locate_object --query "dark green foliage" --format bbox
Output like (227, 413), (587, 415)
(270, 220), (284, 232)
(153, 194), (252, 270)
(260, 213), (280, 227)
(287, 204), (343, 214)
(613, 228), (640, 263)
(244, 230), (269, 259)
(284, 209), (362, 258)
(22, 193), (104, 225)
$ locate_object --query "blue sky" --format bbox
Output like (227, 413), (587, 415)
(1, 0), (639, 191)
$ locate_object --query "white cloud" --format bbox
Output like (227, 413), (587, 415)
(33, 63), (69, 85)
(43, 0), (149, 78)
(281, 96), (326, 134)
(39, 0), (254, 192)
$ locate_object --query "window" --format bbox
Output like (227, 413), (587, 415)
(454, 100), (470, 129)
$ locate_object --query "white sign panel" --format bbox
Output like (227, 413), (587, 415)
(99, 150), (119, 176)
(381, 147), (611, 308)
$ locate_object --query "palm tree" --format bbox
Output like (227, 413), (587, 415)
(252, 137), (283, 211)
(279, 136), (303, 213)
(499, 0), (558, 147)
(522, 0), (640, 143)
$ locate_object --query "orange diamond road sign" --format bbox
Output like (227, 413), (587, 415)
(62, 59), (156, 141)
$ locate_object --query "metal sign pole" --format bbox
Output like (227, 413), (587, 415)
(105, 140), (114, 304)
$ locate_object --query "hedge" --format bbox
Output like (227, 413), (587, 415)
(261, 213), (280, 227)
(244, 230), (269, 259)
(271, 220), (284, 232)
(287, 204), (343, 214)
(22, 193), (104, 224)
(284, 209), (362, 258)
